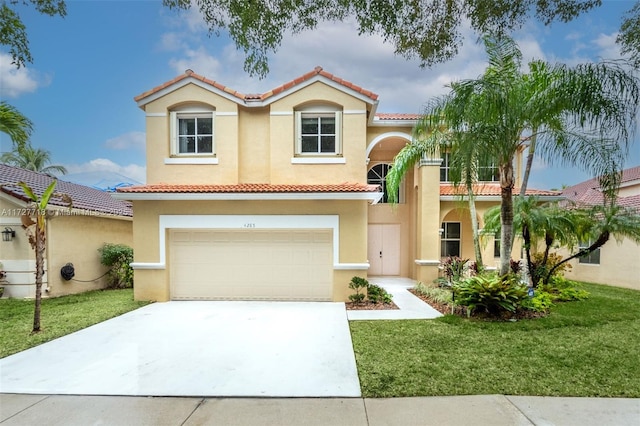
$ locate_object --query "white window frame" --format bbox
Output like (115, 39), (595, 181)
(169, 107), (216, 157)
(294, 105), (342, 157)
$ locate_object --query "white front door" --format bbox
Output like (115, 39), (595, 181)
(368, 224), (400, 276)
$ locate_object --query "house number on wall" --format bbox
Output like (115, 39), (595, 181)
(243, 223), (256, 228)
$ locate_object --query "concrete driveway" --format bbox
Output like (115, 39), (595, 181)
(0, 302), (361, 397)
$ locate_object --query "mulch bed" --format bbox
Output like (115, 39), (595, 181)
(345, 300), (400, 310)
(408, 288), (547, 321)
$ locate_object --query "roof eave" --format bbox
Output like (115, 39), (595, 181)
(112, 191), (383, 204)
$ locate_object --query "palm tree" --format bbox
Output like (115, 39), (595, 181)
(483, 197), (588, 286)
(388, 34), (640, 275)
(545, 203), (640, 283)
(0, 101), (33, 149)
(1, 143), (67, 175)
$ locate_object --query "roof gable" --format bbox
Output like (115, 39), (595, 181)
(135, 67), (379, 109)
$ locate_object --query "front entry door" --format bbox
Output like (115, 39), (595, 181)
(368, 224), (400, 276)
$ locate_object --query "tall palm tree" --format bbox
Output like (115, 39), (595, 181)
(388, 34), (640, 275)
(1, 144), (67, 175)
(0, 101), (33, 149)
(483, 197), (588, 286)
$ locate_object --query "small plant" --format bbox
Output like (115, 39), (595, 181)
(367, 283), (393, 304)
(522, 291), (554, 312)
(348, 276), (369, 304)
(441, 256), (469, 283)
(510, 259), (522, 274)
(539, 276), (590, 302)
(531, 252), (572, 286)
(414, 282), (456, 306)
(453, 273), (529, 316)
(98, 243), (134, 289)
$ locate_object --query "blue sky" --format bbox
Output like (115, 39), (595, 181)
(0, 0), (638, 189)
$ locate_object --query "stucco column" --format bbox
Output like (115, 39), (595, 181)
(414, 157), (442, 283)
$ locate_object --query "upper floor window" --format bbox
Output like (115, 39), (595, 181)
(440, 152), (498, 182)
(295, 105), (342, 156)
(170, 107), (215, 156)
(367, 163), (401, 203)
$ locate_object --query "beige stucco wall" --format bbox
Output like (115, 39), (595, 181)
(46, 214), (133, 297)
(142, 81), (371, 186)
(560, 238), (640, 291)
(0, 196), (132, 298)
(143, 83), (240, 185)
(131, 199), (369, 302)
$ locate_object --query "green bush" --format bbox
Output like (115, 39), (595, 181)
(539, 276), (590, 302)
(522, 291), (554, 312)
(453, 274), (529, 316)
(367, 283), (393, 304)
(348, 276), (369, 304)
(98, 243), (134, 289)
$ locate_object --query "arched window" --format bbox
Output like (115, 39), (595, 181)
(367, 163), (400, 203)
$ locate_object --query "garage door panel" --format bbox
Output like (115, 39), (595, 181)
(170, 229), (332, 301)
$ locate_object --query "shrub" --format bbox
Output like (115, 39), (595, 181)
(348, 276), (368, 304)
(510, 259), (522, 274)
(441, 256), (469, 283)
(521, 291), (554, 312)
(453, 274), (529, 316)
(539, 276), (590, 302)
(367, 283), (390, 304)
(531, 252), (572, 286)
(414, 282), (456, 306)
(98, 243), (134, 289)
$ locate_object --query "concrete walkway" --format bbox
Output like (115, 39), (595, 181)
(2, 394), (638, 425)
(347, 277), (442, 320)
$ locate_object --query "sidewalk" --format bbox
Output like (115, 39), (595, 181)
(2, 393), (639, 425)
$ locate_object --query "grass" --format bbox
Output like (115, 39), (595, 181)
(0, 289), (149, 358)
(350, 282), (640, 398)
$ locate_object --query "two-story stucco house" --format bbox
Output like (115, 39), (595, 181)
(115, 67), (557, 302)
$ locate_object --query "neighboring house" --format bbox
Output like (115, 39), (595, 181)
(114, 67), (558, 302)
(560, 165), (640, 291)
(0, 164), (133, 298)
(62, 171), (143, 192)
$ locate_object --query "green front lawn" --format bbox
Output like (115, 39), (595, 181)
(351, 282), (640, 398)
(0, 289), (149, 358)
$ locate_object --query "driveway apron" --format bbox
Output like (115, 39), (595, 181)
(0, 301), (361, 397)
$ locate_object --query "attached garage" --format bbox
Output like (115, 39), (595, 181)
(170, 228), (333, 300)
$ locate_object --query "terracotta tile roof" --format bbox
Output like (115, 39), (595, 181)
(440, 183), (561, 197)
(0, 164), (132, 217)
(374, 113), (422, 120)
(116, 182), (380, 194)
(134, 67), (378, 104)
(562, 165), (640, 211)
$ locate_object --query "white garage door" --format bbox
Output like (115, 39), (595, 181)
(170, 229), (333, 300)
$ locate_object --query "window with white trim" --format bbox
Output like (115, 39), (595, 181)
(169, 108), (215, 156)
(578, 239), (600, 264)
(441, 222), (461, 257)
(367, 163), (402, 203)
(493, 233), (501, 258)
(295, 105), (342, 156)
(440, 152), (499, 182)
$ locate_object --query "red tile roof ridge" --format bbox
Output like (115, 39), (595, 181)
(135, 67), (379, 104)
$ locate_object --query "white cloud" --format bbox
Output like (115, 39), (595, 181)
(104, 131), (146, 150)
(0, 53), (50, 98)
(65, 158), (146, 184)
(168, 46), (223, 78)
(592, 32), (622, 61)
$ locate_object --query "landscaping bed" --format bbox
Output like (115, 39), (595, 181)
(346, 300), (399, 310)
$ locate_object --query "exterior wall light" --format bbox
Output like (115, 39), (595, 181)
(2, 227), (16, 242)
